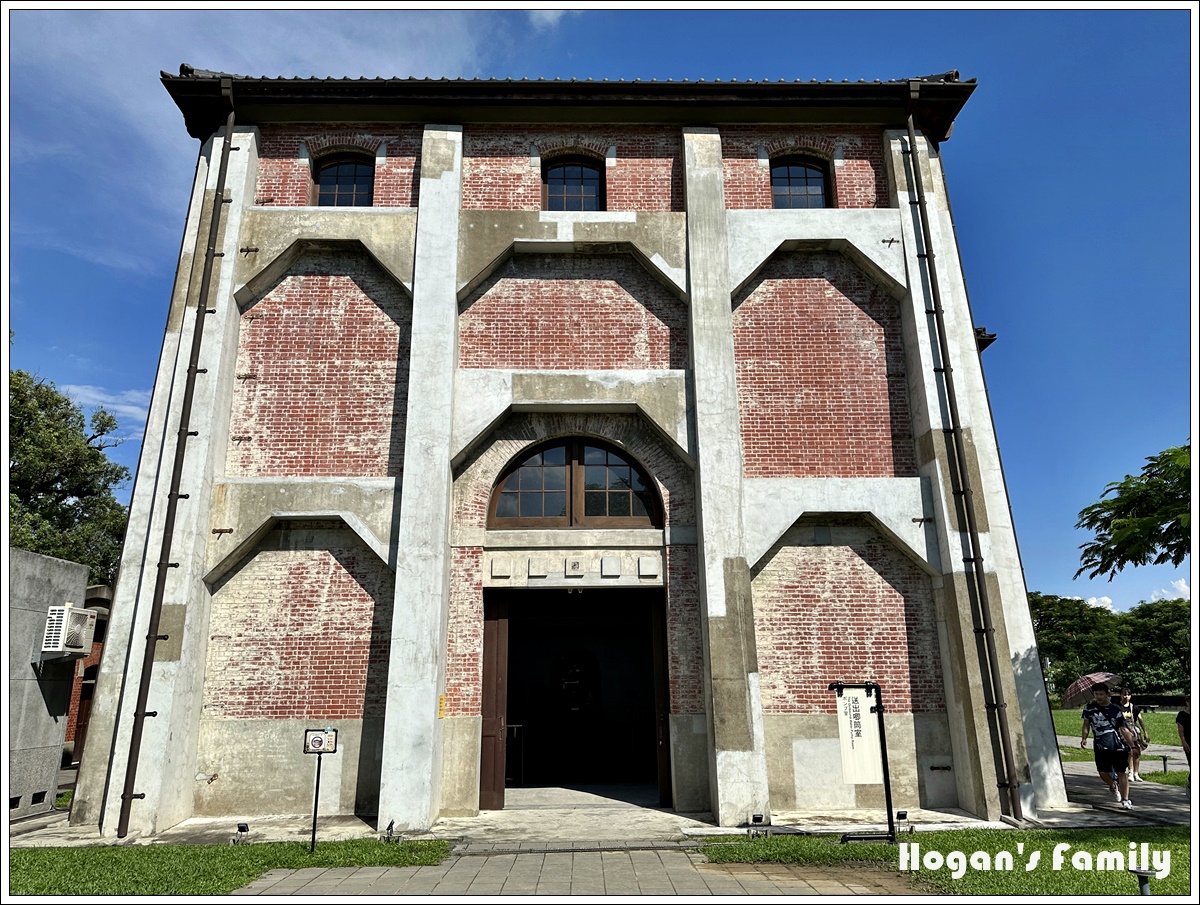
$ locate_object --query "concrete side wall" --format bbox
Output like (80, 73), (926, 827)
(8, 550), (90, 819)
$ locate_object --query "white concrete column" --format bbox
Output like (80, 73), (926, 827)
(682, 127), (770, 826)
(378, 126), (463, 830)
(74, 125), (261, 836)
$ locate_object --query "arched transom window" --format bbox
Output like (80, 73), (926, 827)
(542, 155), (606, 211)
(770, 155), (830, 209)
(314, 153), (375, 207)
(489, 439), (660, 528)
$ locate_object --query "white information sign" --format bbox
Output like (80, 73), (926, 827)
(836, 688), (883, 784)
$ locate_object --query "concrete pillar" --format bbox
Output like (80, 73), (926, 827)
(885, 127), (1065, 818)
(377, 126), (463, 830)
(73, 125), (261, 835)
(681, 127), (770, 826)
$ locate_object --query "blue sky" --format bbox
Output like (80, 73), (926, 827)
(4, 8), (1195, 612)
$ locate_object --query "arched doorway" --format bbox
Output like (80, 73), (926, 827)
(480, 588), (670, 810)
(478, 437), (671, 810)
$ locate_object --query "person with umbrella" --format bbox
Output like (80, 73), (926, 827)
(1080, 682), (1138, 809)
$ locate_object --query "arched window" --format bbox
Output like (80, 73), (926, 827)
(543, 155), (605, 211)
(489, 439), (660, 528)
(314, 153), (375, 207)
(770, 155), (830, 209)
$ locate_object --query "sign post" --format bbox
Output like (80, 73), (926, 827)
(829, 681), (895, 844)
(304, 727), (338, 853)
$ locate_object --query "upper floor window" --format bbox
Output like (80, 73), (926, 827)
(543, 155), (605, 211)
(770, 156), (830, 209)
(489, 439), (659, 528)
(315, 153), (375, 207)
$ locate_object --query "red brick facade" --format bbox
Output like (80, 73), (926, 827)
(444, 546), (484, 718)
(255, 125), (421, 207)
(227, 250), (410, 478)
(733, 251), (917, 478)
(204, 520), (393, 721)
(462, 126), (682, 211)
(459, 253), (688, 370)
(721, 128), (888, 209)
(752, 520), (943, 715)
(64, 641), (102, 743)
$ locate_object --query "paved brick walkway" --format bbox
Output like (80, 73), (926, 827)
(234, 849), (930, 896)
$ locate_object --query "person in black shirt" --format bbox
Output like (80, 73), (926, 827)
(1176, 695), (1190, 765)
(1119, 687), (1150, 781)
(1081, 683), (1136, 809)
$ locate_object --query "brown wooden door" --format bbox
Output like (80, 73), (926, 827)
(479, 598), (509, 810)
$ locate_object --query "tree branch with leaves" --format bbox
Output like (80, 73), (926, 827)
(1074, 442), (1190, 581)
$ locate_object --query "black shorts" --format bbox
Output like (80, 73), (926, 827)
(1094, 747), (1129, 774)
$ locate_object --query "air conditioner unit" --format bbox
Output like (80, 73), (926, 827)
(40, 604), (97, 659)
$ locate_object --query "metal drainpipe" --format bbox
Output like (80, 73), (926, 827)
(116, 79), (236, 838)
(905, 89), (1023, 822)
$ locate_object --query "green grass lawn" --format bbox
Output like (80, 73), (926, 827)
(9, 839), (449, 896)
(1140, 770), (1189, 787)
(1051, 708), (1183, 745)
(704, 827), (1190, 896)
(1058, 744), (1094, 762)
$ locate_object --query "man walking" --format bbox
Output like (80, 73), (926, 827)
(1081, 683), (1136, 809)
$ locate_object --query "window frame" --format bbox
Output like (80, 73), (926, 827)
(488, 438), (660, 529)
(312, 151), (376, 207)
(769, 154), (832, 210)
(541, 154), (607, 212)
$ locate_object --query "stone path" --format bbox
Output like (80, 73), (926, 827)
(234, 849), (930, 896)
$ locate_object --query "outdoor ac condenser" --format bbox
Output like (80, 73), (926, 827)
(39, 603), (97, 660)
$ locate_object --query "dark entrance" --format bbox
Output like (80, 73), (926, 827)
(479, 588), (671, 810)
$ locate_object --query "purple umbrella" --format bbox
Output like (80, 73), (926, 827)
(1061, 671), (1122, 709)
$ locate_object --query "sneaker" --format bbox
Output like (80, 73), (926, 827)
(1133, 773), (1142, 782)
(1122, 799), (1134, 809)
(1111, 785), (1123, 802)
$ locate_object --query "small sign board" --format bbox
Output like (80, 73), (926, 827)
(304, 727), (338, 755)
(836, 687), (883, 784)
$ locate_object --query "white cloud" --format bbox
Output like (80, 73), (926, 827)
(62, 385), (152, 429)
(8, 10), (498, 274)
(528, 10), (574, 31)
(1151, 579), (1190, 601)
(1085, 596), (1114, 611)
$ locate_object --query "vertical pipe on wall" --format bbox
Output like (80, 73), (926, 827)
(116, 80), (236, 839)
(905, 93), (1023, 822)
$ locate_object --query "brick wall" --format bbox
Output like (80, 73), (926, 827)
(255, 125), (421, 207)
(721, 127), (887, 209)
(444, 546), (484, 717)
(459, 253), (688, 370)
(733, 251), (916, 478)
(462, 126), (682, 211)
(204, 520), (393, 721)
(752, 520), (943, 715)
(227, 249), (410, 477)
(666, 545), (704, 714)
(64, 640), (102, 743)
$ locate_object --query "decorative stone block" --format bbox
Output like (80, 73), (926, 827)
(638, 555), (660, 579)
(601, 556), (621, 578)
(490, 558), (511, 579)
(565, 557), (586, 578)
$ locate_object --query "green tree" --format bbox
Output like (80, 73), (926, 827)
(1075, 442), (1190, 580)
(1027, 592), (1127, 696)
(9, 370), (130, 585)
(1120, 598), (1190, 693)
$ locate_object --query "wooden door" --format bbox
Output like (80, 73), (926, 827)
(479, 599), (509, 810)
